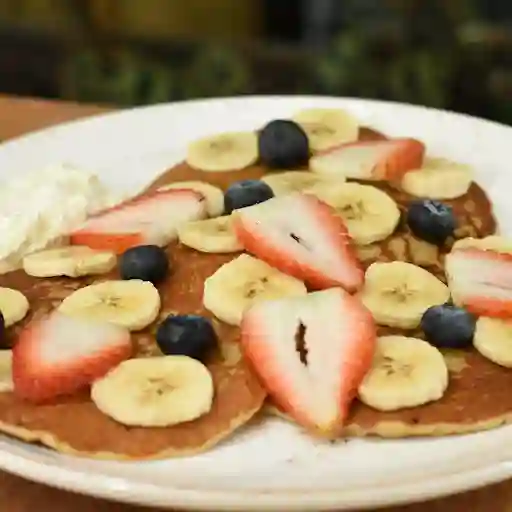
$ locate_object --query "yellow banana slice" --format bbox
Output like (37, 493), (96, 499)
(474, 317), (512, 368)
(310, 182), (401, 245)
(452, 235), (512, 253)
(261, 171), (344, 196)
(203, 254), (307, 325)
(177, 215), (243, 253)
(186, 131), (258, 172)
(22, 246), (116, 278)
(91, 356), (214, 427)
(358, 336), (449, 411)
(158, 181), (224, 217)
(0, 351), (13, 392)
(58, 280), (160, 331)
(401, 157), (473, 199)
(0, 287), (29, 327)
(360, 262), (450, 329)
(291, 107), (359, 152)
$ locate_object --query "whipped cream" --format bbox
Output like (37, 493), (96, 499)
(0, 163), (121, 272)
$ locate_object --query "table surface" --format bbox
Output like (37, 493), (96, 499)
(0, 93), (510, 512)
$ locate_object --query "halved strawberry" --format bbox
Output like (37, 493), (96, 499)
(445, 247), (512, 318)
(232, 193), (364, 292)
(13, 311), (132, 403)
(241, 288), (376, 436)
(70, 188), (206, 254)
(311, 138), (425, 181)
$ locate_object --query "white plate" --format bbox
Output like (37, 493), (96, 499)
(1, 96), (512, 511)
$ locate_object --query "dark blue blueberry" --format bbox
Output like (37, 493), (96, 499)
(258, 119), (309, 169)
(156, 314), (217, 361)
(421, 304), (476, 349)
(224, 179), (274, 214)
(406, 199), (457, 245)
(119, 245), (169, 284)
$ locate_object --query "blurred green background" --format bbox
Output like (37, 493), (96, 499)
(0, 0), (510, 124)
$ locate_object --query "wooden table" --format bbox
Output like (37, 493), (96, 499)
(0, 94), (510, 512)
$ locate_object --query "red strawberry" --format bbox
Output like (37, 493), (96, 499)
(311, 138), (425, 181)
(232, 193), (364, 292)
(445, 247), (512, 318)
(241, 288), (376, 436)
(70, 188), (206, 254)
(13, 311), (132, 403)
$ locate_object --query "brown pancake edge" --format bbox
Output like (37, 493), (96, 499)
(0, 126), (507, 461)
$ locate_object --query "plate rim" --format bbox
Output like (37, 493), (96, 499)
(0, 95), (511, 510)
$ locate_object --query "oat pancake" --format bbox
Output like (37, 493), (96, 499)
(0, 126), (506, 460)
(147, 127), (511, 439)
(0, 246), (266, 460)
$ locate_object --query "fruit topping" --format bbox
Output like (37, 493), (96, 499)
(0, 287), (29, 327)
(258, 119), (310, 169)
(232, 193), (364, 292)
(119, 245), (169, 284)
(445, 242), (512, 319)
(241, 288), (376, 436)
(474, 317), (512, 368)
(58, 280), (161, 331)
(156, 314), (217, 362)
(310, 182), (401, 245)
(421, 304), (476, 349)
(70, 188), (207, 254)
(91, 355), (214, 427)
(406, 199), (457, 245)
(203, 254), (307, 325)
(158, 181), (225, 217)
(0, 350), (13, 391)
(178, 215), (243, 254)
(358, 336), (449, 412)
(186, 131), (258, 172)
(310, 138), (425, 181)
(360, 262), (450, 329)
(224, 179), (274, 214)
(401, 157), (473, 200)
(23, 246), (116, 278)
(13, 311), (132, 403)
(291, 107), (359, 152)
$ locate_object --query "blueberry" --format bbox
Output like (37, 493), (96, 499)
(421, 304), (476, 349)
(406, 199), (457, 245)
(156, 315), (217, 361)
(258, 119), (309, 169)
(119, 245), (169, 284)
(224, 179), (274, 214)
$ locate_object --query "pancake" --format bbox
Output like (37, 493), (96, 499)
(0, 246), (266, 460)
(0, 125), (506, 461)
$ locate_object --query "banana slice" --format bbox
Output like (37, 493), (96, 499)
(452, 235), (512, 253)
(291, 107), (359, 152)
(58, 280), (160, 331)
(177, 215), (243, 253)
(157, 181), (224, 217)
(91, 355), (214, 427)
(203, 253), (307, 325)
(358, 335), (449, 411)
(310, 182), (400, 245)
(0, 288), (29, 327)
(474, 317), (512, 368)
(261, 171), (344, 196)
(0, 351), (13, 392)
(360, 262), (450, 329)
(22, 246), (116, 278)
(401, 157), (473, 199)
(186, 131), (258, 172)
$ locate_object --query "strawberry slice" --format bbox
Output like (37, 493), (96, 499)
(70, 189), (206, 254)
(241, 288), (376, 436)
(232, 193), (364, 292)
(13, 311), (132, 403)
(445, 247), (512, 318)
(311, 138), (425, 181)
